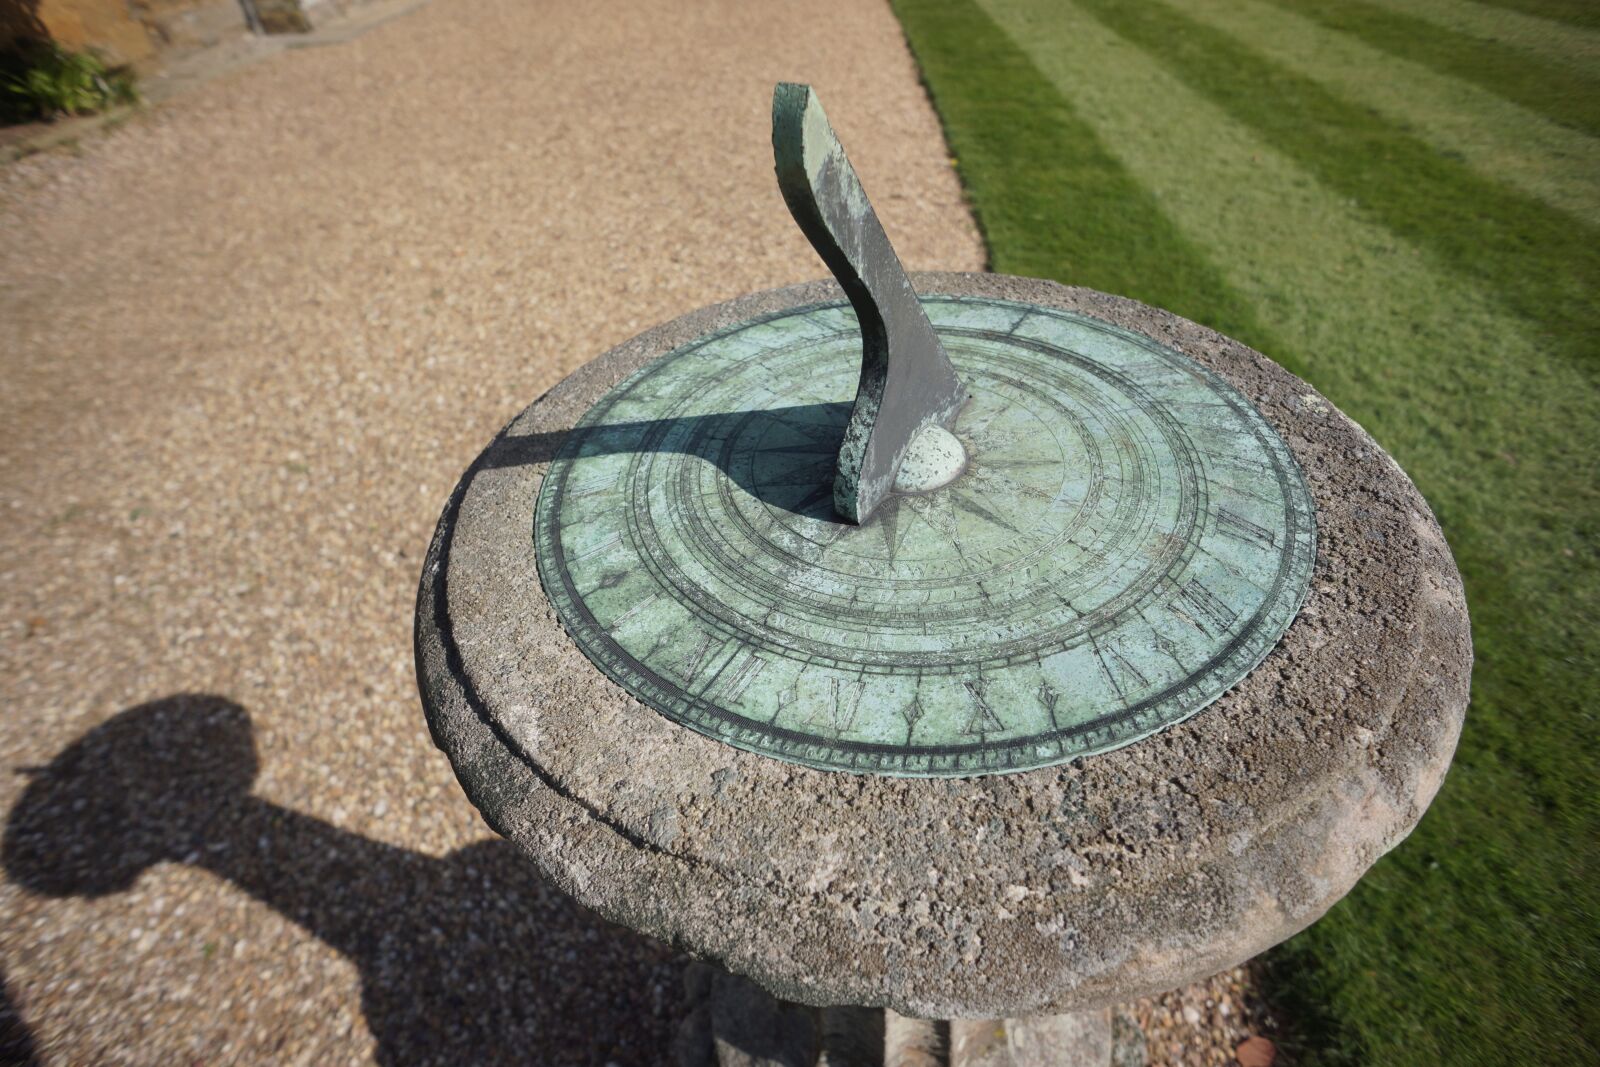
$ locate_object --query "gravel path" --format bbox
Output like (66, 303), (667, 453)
(0, 1), (1276, 1063)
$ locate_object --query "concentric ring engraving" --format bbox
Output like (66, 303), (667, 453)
(534, 297), (1315, 776)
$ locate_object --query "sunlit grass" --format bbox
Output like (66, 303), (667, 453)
(895, 0), (1599, 1062)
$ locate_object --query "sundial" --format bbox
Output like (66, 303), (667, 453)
(417, 80), (1469, 1059)
(532, 84), (1315, 776)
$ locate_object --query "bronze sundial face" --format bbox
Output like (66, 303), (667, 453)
(533, 85), (1315, 776)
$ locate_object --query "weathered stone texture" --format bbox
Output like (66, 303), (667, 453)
(3, 0), (154, 62)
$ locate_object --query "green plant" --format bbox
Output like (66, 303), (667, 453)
(2, 41), (139, 125)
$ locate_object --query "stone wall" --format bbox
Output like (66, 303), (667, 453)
(1, 0), (155, 63)
(0, 0), (326, 65)
(134, 0), (255, 50)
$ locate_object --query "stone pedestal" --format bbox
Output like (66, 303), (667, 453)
(675, 963), (1118, 1067)
(241, 0), (350, 34)
(415, 274), (1471, 1061)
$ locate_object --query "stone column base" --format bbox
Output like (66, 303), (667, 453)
(676, 964), (1139, 1067)
(240, 0), (324, 34)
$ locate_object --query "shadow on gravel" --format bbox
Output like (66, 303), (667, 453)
(3, 694), (684, 1067)
(0, 960), (39, 1067)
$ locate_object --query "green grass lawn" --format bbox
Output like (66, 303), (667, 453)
(891, 0), (1599, 1063)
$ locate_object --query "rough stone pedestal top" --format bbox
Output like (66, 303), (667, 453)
(415, 274), (1471, 1019)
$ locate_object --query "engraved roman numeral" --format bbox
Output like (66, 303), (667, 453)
(676, 634), (715, 683)
(806, 678), (866, 735)
(770, 681), (800, 724)
(1216, 507), (1276, 549)
(568, 532), (622, 562)
(567, 472), (619, 499)
(1094, 641), (1143, 701)
(1172, 578), (1238, 636)
(961, 679), (1004, 735)
(608, 593), (659, 633)
(713, 651), (765, 703)
(1108, 646), (1149, 689)
(1151, 630), (1184, 668)
(1037, 682), (1061, 728)
(835, 679), (865, 732)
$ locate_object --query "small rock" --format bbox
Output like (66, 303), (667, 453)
(1236, 1035), (1276, 1067)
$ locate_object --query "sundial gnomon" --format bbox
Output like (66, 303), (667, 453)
(535, 85), (1314, 776)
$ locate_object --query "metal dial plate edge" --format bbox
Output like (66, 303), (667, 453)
(532, 296), (1316, 776)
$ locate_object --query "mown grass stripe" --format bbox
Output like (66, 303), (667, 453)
(1270, 0), (1600, 136)
(1472, 0), (1600, 30)
(917, 1), (1598, 1064)
(1371, 0), (1600, 70)
(971, 0), (1593, 484)
(887, 0), (1284, 355)
(1060, 5), (1600, 1057)
(1181, 0), (1600, 225)
(1073, 0), (1600, 378)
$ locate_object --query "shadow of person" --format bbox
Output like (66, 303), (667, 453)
(0, 958), (39, 1067)
(3, 695), (684, 1066)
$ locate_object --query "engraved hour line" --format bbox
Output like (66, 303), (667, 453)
(786, 483), (834, 516)
(752, 467), (835, 491)
(771, 407), (844, 443)
(982, 457), (1058, 470)
(999, 305), (1034, 333)
(756, 440), (837, 455)
(1216, 506), (1277, 549)
(964, 399), (1018, 437)
(633, 629), (674, 670)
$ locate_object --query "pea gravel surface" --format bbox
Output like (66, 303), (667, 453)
(0, 1), (1279, 1063)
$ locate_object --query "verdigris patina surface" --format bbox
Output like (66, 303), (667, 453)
(533, 296), (1315, 775)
